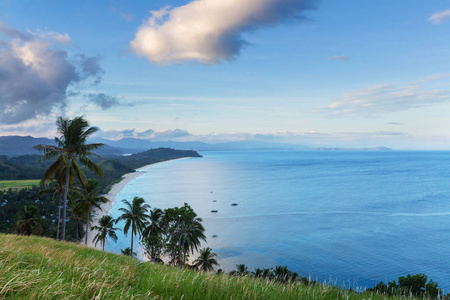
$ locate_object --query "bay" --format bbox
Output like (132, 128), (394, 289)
(105, 150), (450, 291)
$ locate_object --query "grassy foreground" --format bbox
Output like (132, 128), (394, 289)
(0, 234), (415, 299)
(0, 179), (40, 191)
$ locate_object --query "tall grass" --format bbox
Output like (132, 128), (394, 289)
(0, 234), (420, 299)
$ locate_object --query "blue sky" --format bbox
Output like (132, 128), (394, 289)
(0, 0), (449, 149)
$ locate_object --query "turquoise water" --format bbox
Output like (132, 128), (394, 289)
(106, 151), (450, 291)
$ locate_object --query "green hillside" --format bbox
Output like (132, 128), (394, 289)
(0, 234), (429, 300)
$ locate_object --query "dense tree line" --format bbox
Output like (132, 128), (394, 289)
(0, 186), (78, 240)
(367, 273), (443, 298)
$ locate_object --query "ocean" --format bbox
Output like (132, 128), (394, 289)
(106, 150), (450, 291)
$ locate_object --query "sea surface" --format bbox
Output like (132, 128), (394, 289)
(106, 150), (450, 291)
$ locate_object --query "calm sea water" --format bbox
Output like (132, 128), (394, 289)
(106, 151), (450, 291)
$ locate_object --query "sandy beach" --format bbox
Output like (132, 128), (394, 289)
(86, 158), (187, 248)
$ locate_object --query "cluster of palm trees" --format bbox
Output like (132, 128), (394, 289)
(92, 196), (219, 271)
(227, 264), (302, 284)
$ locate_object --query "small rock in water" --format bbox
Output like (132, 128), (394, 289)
(231, 203), (238, 206)
(212, 234), (218, 238)
(213, 200), (217, 202)
(211, 210), (218, 213)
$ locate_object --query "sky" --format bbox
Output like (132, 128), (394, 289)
(0, 0), (450, 149)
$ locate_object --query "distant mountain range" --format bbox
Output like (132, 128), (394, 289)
(0, 135), (391, 157)
(0, 136), (123, 156)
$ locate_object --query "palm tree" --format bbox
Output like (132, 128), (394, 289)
(252, 268), (272, 279)
(272, 266), (298, 283)
(193, 247), (219, 272)
(121, 247), (137, 257)
(73, 179), (109, 244)
(142, 208), (163, 237)
(34, 116), (104, 241)
(142, 208), (164, 260)
(92, 215), (119, 251)
(235, 264), (249, 276)
(179, 209), (206, 264)
(116, 197), (150, 256)
(11, 205), (44, 235)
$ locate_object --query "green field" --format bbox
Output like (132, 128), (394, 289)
(0, 234), (428, 300)
(0, 179), (40, 191)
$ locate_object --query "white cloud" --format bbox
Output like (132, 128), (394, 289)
(131, 0), (317, 64)
(33, 30), (73, 46)
(0, 24), (103, 124)
(100, 128), (191, 140)
(428, 9), (450, 25)
(318, 79), (450, 117)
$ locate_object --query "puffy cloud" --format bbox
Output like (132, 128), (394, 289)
(428, 9), (450, 25)
(88, 93), (120, 110)
(318, 80), (450, 117)
(0, 24), (103, 124)
(131, 0), (317, 64)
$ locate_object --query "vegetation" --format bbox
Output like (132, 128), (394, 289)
(92, 215), (119, 251)
(0, 179), (40, 190)
(193, 247), (220, 272)
(368, 273), (442, 298)
(3, 234), (442, 300)
(117, 197), (151, 255)
(73, 179), (108, 245)
(0, 186), (77, 239)
(34, 116), (105, 241)
(10, 205), (44, 236)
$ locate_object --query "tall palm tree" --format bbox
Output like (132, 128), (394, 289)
(11, 205), (44, 236)
(116, 197), (150, 256)
(34, 116), (104, 241)
(73, 179), (109, 244)
(92, 215), (119, 251)
(179, 209), (206, 264)
(142, 208), (164, 260)
(193, 247), (219, 272)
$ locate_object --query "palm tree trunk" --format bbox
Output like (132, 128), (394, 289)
(56, 196), (62, 240)
(61, 158), (72, 241)
(182, 233), (187, 264)
(130, 232), (134, 256)
(85, 211), (89, 245)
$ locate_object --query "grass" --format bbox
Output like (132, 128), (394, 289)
(0, 180), (40, 191)
(0, 234), (424, 299)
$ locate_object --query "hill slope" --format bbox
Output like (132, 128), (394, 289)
(0, 234), (403, 299)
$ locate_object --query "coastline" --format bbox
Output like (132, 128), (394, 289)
(87, 157), (188, 248)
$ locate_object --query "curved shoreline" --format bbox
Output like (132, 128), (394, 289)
(87, 157), (188, 248)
